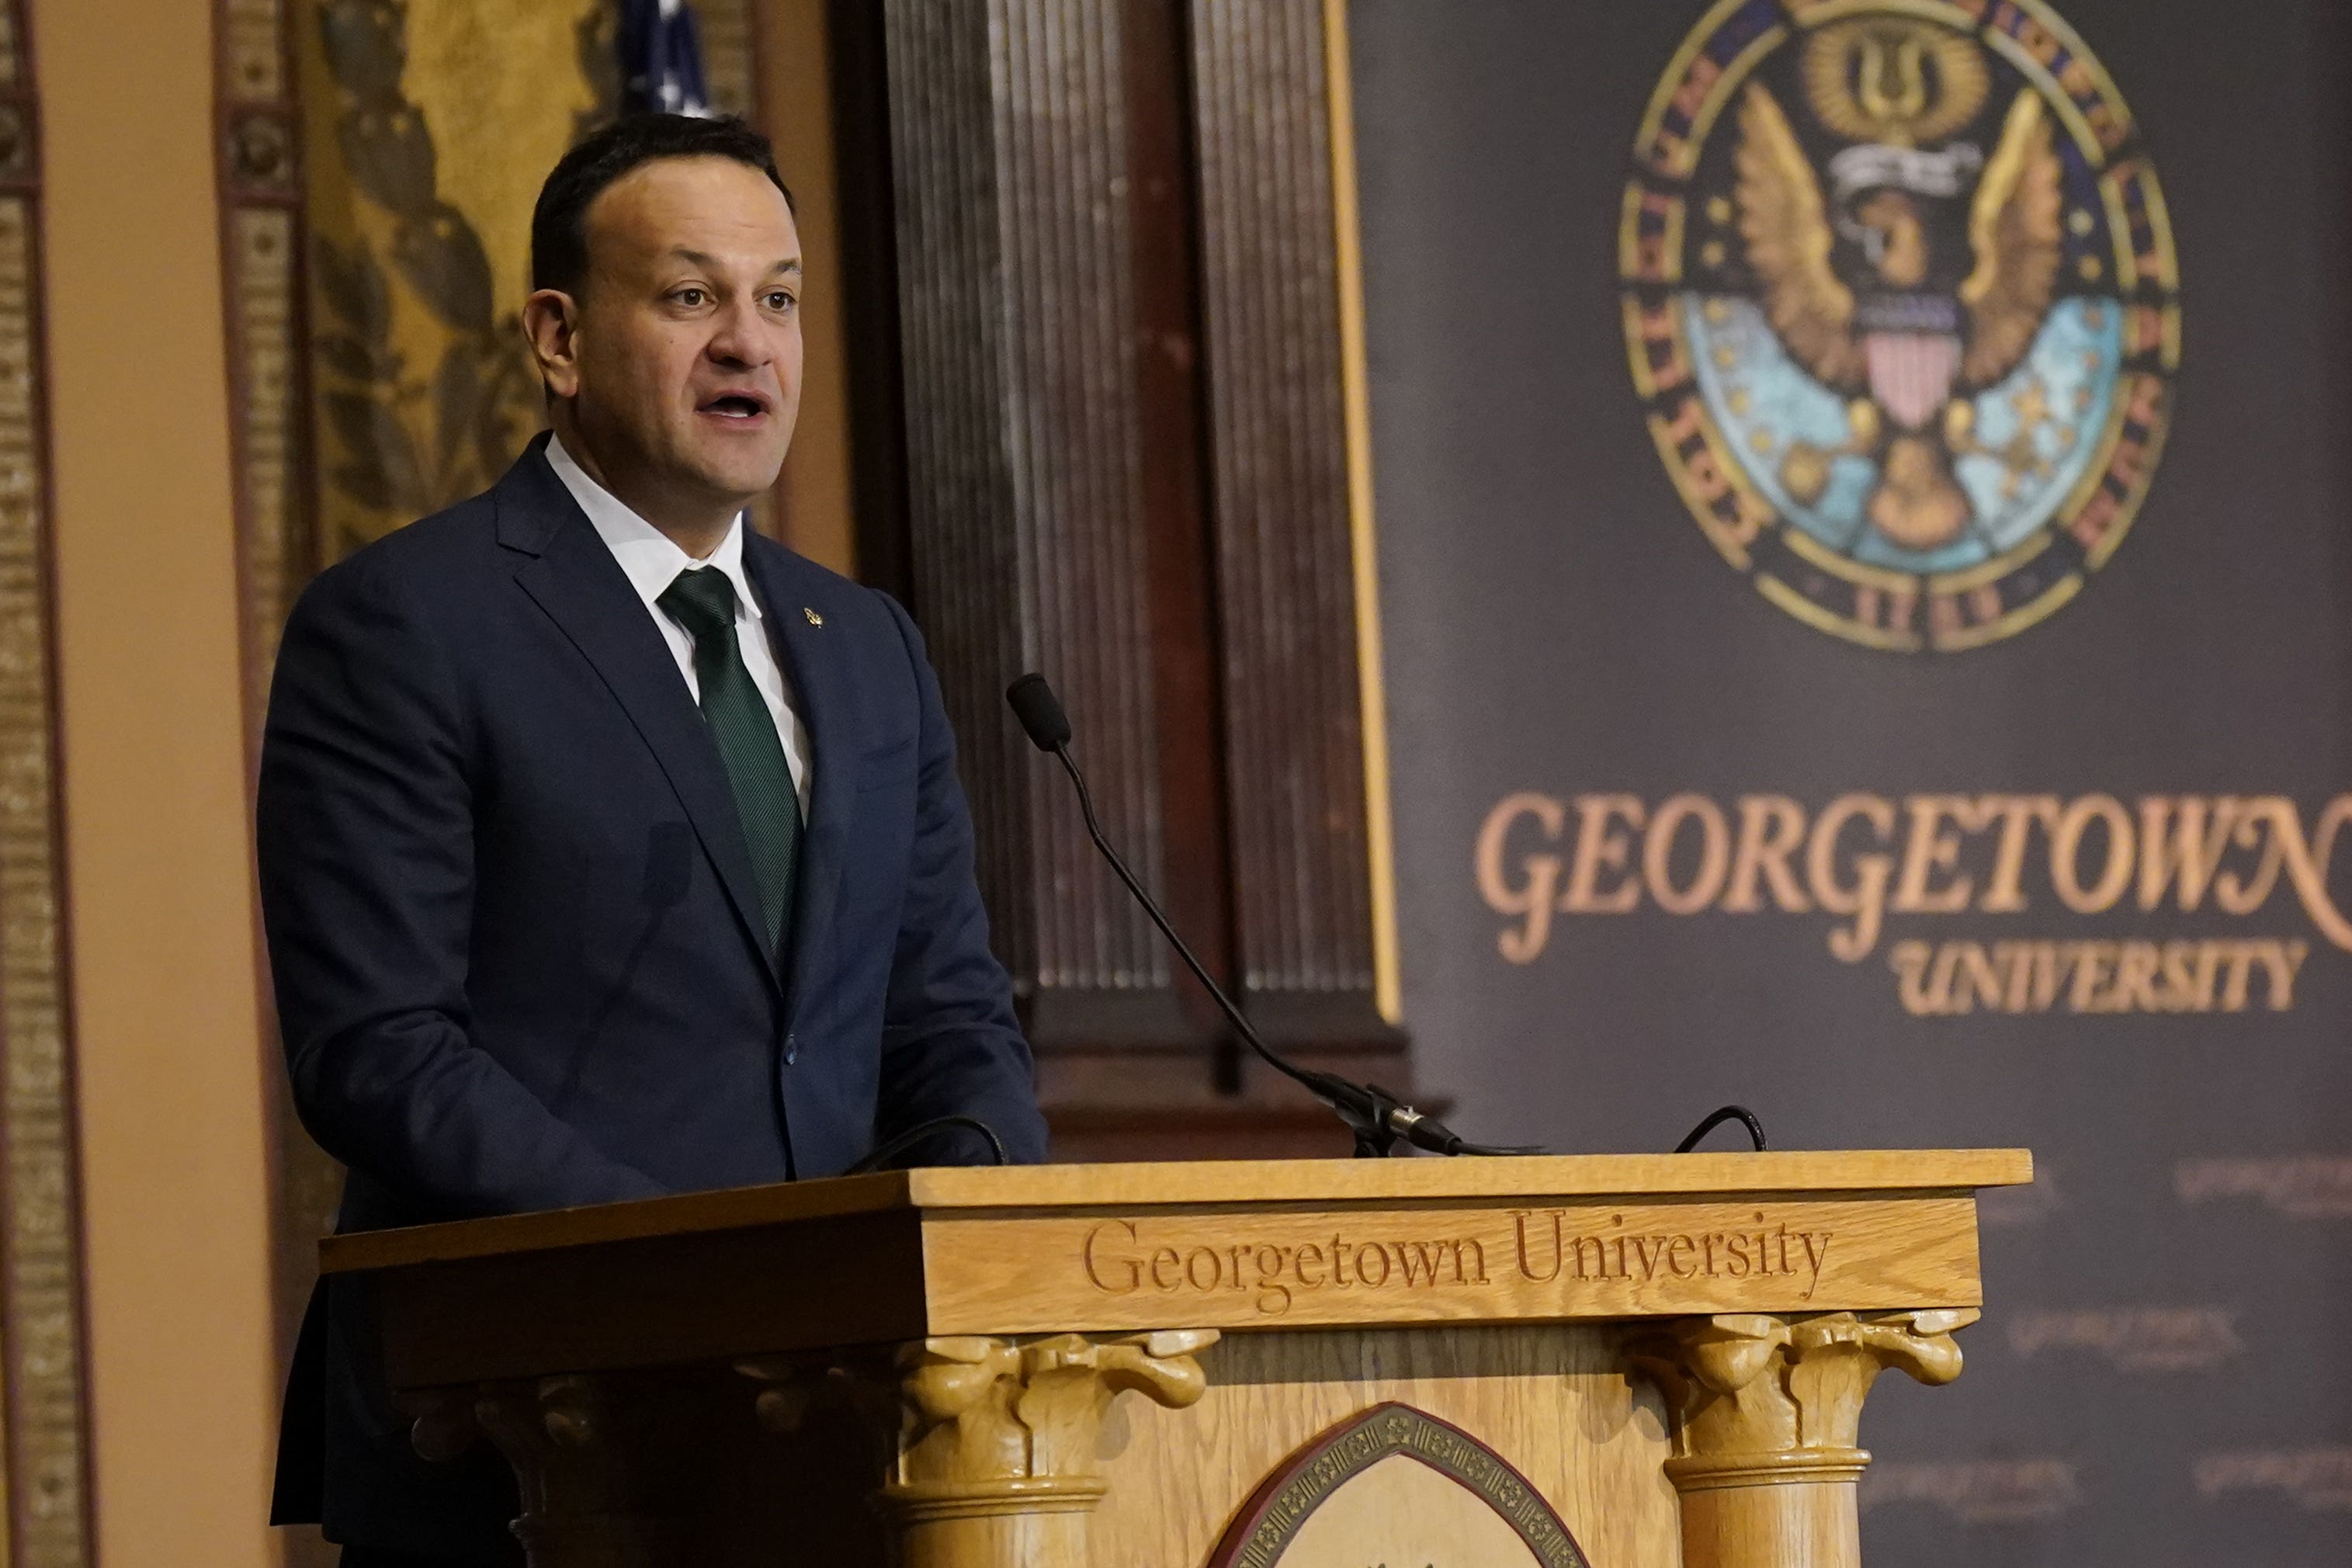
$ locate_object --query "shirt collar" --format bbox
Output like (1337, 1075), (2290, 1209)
(545, 432), (762, 622)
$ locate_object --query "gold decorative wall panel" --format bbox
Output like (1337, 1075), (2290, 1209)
(297, 0), (761, 567)
(300, 0), (612, 563)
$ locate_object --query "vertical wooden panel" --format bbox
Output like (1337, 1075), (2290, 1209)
(879, 0), (1196, 1049)
(1188, 0), (1391, 1048)
(1121, 0), (1233, 1045)
(753, 0), (859, 577)
(43, 0), (279, 1550)
(864, 0), (1418, 1143)
(0, 6), (93, 1560)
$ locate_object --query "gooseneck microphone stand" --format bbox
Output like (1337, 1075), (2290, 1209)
(1007, 672), (1773, 1161)
(1008, 673), (1542, 1158)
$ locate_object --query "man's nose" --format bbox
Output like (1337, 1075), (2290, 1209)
(705, 295), (772, 368)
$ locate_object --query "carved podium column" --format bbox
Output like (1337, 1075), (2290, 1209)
(749, 1330), (1220, 1568)
(875, 1332), (1216, 1568)
(1629, 1310), (1979, 1568)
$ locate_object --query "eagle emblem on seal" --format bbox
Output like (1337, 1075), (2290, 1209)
(1619, 0), (2180, 652)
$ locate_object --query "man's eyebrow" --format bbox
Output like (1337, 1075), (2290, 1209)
(667, 248), (802, 276)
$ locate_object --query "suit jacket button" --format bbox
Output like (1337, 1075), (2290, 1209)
(784, 1032), (799, 1066)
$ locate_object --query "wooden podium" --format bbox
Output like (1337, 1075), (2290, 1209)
(323, 1150), (2030, 1568)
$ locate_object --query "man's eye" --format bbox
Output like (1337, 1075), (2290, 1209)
(675, 288), (706, 307)
(765, 292), (797, 312)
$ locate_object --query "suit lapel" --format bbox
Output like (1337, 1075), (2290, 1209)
(494, 444), (782, 993)
(745, 542), (852, 1032)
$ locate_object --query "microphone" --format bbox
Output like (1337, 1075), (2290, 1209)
(1006, 673), (1539, 1158)
(1006, 673), (1071, 751)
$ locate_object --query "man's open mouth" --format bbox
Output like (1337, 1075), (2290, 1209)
(699, 392), (770, 420)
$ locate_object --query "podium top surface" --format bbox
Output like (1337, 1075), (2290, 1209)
(322, 1148), (2031, 1275)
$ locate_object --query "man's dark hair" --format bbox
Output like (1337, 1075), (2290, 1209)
(530, 113), (796, 295)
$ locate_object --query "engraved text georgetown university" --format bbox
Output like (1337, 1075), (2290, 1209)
(1081, 1212), (1834, 1317)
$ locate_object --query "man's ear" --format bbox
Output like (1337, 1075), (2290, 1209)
(522, 288), (582, 400)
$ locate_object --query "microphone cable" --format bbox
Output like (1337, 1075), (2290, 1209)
(1673, 1105), (1767, 1153)
(844, 1115), (1008, 1175)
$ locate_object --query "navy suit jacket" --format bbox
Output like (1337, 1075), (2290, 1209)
(260, 436), (1046, 1557)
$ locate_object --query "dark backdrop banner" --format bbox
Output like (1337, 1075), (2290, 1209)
(1350, 0), (2351, 1561)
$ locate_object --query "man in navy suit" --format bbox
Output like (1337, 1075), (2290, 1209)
(260, 114), (1048, 1564)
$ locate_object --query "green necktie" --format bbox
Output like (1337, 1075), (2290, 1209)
(657, 567), (800, 963)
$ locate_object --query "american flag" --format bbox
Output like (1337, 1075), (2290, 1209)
(621, 0), (712, 117)
(1865, 332), (1962, 432)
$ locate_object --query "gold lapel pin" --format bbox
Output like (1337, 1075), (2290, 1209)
(803, 606), (824, 626)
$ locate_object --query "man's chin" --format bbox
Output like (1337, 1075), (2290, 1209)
(681, 449), (789, 508)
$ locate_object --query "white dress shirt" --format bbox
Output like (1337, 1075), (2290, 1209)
(546, 433), (812, 819)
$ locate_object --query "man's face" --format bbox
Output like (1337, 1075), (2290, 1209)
(539, 156), (803, 519)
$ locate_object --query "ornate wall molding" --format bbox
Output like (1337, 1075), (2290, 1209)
(214, 7), (328, 1560)
(218, 0), (310, 740)
(0, 2), (95, 1561)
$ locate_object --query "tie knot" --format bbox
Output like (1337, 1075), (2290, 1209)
(659, 567), (739, 641)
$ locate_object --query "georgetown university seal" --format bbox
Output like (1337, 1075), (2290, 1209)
(1620, 0), (2180, 650)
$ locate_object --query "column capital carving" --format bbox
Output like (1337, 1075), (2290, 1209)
(741, 1330), (1216, 1566)
(464, 1372), (704, 1566)
(891, 1330), (1217, 1510)
(402, 1385), (482, 1465)
(748, 1330), (1218, 1526)
(1629, 1309), (1979, 1489)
